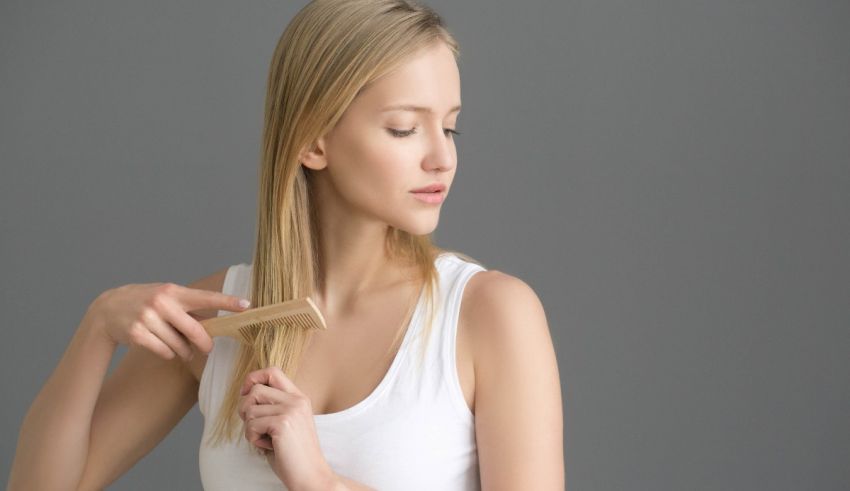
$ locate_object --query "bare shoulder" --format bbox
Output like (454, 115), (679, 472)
(184, 266), (231, 382)
(461, 269), (548, 343)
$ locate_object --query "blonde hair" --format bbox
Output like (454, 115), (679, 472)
(204, 0), (483, 451)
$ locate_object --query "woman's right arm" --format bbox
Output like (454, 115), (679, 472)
(7, 272), (247, 491)
(7, 302), (119, 491)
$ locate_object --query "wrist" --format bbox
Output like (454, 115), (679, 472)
(80, 297), (114, 348)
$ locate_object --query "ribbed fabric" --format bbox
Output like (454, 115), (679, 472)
(198, 252), (486, 490)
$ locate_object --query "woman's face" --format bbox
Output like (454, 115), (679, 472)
(305, 41), (461, 236)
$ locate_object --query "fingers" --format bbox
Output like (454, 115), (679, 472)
(238, 381), (311, 452)
(173, 284), (251, 314)
(141, 306), (194, 361)
(242, 408), (288, 451)
(238, 384), (305, 421)
(240, 366), (300, 396)
(130, 324), (180, 360)
(240, 387), (276, 448)
(239, 383), (289, 410)
(240, 397), (283, 422)
(244, 416), (276, 450)
(158, 296), (214, 354)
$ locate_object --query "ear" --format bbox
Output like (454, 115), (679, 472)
(299, 135), (329, 171)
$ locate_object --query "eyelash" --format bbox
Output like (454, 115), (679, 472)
(387, 127), (461, 138)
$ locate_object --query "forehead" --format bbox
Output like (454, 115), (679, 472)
(353, 42), (461, 115)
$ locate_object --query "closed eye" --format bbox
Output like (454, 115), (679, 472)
(387, 127), (461, 138)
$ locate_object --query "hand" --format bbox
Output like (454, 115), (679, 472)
(87, 282), (251, 361)
(239, 366), (337, 490)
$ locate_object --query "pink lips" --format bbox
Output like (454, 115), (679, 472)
(411, 190), (445, 204)
(410, 182), (447, 204)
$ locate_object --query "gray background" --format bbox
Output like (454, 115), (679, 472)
(2, 1), (848, 490)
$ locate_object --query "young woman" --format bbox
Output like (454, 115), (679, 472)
(9, 1), (564, 489)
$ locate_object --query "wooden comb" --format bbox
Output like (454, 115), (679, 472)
(199, 297), (327, 343)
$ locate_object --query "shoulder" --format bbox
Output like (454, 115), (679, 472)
(460, 269), (550, 368)
(461, 269), (546, 332)
(188, 266), (230, 290)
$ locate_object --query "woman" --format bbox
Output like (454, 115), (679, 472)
(9, 0), (564, 489)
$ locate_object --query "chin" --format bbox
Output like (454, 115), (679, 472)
(394, 216), (440, 236)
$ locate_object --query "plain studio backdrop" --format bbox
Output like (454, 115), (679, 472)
(2, 1), (848, 490)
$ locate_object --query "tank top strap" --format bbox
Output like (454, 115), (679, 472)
(435, 253), (487, 422)
(395, 253), (487, 423)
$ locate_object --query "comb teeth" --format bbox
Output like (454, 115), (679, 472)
(236, 313), (321, 343)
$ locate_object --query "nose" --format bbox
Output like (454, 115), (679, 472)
(422, 123), (456, 173)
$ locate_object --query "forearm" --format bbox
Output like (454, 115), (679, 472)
(8, 307), (116, 491)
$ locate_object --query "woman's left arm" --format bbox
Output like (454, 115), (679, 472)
(465, 271), (566, 490)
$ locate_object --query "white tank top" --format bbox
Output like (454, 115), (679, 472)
(198, 252), (486, 490)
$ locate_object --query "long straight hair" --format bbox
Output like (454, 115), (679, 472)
(204, 0), (482, 450)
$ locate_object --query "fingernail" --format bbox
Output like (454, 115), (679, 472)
(239, 299), (251, 308)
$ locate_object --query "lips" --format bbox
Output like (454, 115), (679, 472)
(411, 190), (445, 204)
(410, 183), (446, 193)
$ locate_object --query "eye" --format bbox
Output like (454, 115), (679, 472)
(387, 127), (462, 138)
(387, 127), (416, 138)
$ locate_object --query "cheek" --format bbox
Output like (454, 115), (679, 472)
(354, 136), (413, 186)
(329, 136), (412, 203)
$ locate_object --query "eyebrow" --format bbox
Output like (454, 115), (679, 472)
(381, 103), (462, 115)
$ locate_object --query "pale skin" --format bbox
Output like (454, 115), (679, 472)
(8, 40), (564, 490)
